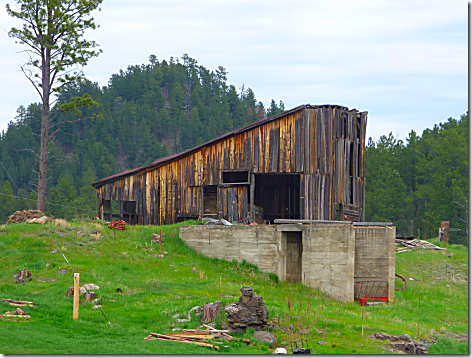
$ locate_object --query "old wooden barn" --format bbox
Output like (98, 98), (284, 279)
(92, 104), (367, 225)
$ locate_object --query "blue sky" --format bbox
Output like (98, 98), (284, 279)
(0, 0), (467, 142)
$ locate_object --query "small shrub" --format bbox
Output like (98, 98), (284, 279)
(268, 273), (280, 284)
(54, 219), (69, 229)
(240, 259), (259, 273)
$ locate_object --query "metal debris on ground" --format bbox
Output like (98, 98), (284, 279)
(394, 273), (407, 291)
(108, 220), (126, 230)
(396, 238), (445, 253)
(175, 306), (202, 323)
(289, 339), (310, 354)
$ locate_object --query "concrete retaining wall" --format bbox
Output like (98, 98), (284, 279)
(179, 225), (279, 274)
(353, 224), (396, 301)
(301, 223), (355, 302)
(179, 222), (395, 303)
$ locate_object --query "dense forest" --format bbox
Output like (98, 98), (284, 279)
(0, 55), (467, 244)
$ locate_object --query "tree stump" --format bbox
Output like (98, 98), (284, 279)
(65, 287), (74, 297)
(201, 301), (221, 323)
(15, 270), (32, 284)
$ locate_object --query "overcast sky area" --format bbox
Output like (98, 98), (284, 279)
(0, 0), (468, 142)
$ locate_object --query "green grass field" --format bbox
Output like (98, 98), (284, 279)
(0, 219), (468, 354)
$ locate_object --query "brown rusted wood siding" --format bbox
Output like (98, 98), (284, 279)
(95, 105), (367, 225)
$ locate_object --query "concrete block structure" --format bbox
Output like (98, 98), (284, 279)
(180, 221), (395, 303)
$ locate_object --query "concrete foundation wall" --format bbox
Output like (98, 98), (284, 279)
(179, 222), (395, 303)
(353, 224), (396, 301)
(301, 223), (355, 302)
(179, 225), (279, 274)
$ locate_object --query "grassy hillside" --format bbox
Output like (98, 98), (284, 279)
(0, 220), (468, 354)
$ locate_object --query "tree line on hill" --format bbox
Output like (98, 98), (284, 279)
(364, 112), (468, 245)
(0, 55), (467, 244)
(0, 54), (285, 220)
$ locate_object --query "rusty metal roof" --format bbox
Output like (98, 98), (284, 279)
(91, 104), (356, 187)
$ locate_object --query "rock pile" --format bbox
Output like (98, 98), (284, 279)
(225, 286), (268, 333)
(370, 333), (432, 354)
(7, 210), (46, 224)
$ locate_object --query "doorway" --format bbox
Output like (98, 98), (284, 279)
(285, 231), (303, 282)
(254, 173), (300, 223)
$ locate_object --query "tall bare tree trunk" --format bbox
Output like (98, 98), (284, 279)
(37, 47), (51, 213)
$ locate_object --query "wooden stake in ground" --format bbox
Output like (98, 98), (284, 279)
(361, 308), (364, 336)
(418, 298), (420, 337)
(372, 301), (375, 332)
(159, 227), (162, 258)
(73, 273), (80, 320)
(288, 298), (291, 329)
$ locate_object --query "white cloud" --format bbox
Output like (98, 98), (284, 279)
(0, 0), (467, 143)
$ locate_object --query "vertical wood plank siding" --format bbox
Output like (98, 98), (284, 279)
(94, 105), (367, 225)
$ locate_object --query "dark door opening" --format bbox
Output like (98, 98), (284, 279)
(203, 185), (218, 216)
(254, 173), (300, 223)
(285, 232), (303, 282)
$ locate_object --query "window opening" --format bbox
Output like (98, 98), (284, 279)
(221, 171), (250, 185)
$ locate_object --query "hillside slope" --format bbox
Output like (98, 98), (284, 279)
(0, 220), (467, 354)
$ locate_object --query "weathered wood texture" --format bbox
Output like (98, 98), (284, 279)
(94, 104), (367, 225)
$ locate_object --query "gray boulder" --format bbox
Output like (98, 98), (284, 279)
(253, 331), (277, 347)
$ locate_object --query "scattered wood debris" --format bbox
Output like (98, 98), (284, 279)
(1, 298), (35, 307)
(144, 332), (220, 350)
(144, 326), (234, 350)
(0, 307), (31, 319)
(202, 324), (232, 338)
(396, 238), (445, 253)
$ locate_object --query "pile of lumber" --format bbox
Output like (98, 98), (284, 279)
(0, 307), (30, 318)
(144, 326), (231, 350)
(1, 298), (35, 307)
(396, 238), (445, 253)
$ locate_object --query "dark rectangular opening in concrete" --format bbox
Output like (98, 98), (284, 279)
(254, 173), (300, 223)
(285, 231), (303, 282)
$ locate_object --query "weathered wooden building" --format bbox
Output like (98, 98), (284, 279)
(92, 104), (367, 225)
